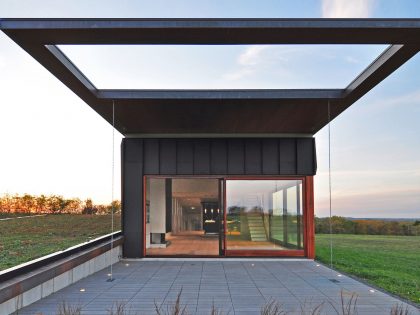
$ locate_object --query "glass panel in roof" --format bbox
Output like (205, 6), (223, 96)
(58, 44), (388, 89)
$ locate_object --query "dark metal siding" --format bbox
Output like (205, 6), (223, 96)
(279, 138), (297, 175)
(121, 139), (143, 258)
(262, 139), (279, 175)
(227, 139), (245, 175)
(210, 139), (228, 174)
(194, 140), (211, 175)
(122, 137), (316, 258)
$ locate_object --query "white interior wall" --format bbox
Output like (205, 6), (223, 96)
(146, 180), (151, 248)
(150, 178), (166, 234)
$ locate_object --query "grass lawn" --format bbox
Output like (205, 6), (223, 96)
(0, 214), (121, 271)
(0, 212), (40, 219)
(316, 234), (420, 305)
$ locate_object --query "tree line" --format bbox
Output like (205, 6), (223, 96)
(316, 216), (420, 236)
(0, 193), (121, 215)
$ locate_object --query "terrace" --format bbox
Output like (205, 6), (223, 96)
(16, 259), (419, 315)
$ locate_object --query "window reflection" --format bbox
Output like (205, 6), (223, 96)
(226, 180), (303, 251)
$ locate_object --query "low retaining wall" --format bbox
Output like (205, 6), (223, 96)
(0, 234), (123, 315)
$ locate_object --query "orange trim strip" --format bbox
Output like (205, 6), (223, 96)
(143, 175), (147, 257)
(305, 176), (315, 259)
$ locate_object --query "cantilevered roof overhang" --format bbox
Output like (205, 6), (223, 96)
(1, 18), (420, 136)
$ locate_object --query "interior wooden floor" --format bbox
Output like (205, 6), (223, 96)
(146, 232), (286, 256)
(226, 240), (285, 250)
(146, 231), (219, 256)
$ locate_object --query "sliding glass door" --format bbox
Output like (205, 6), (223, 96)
(225, 179), (304, 255)
(144, 176), (306, 257)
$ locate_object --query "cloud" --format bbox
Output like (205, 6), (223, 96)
(322, 0), (376, 18)
(223, 45), (296, 81)
(223, 45), (271, 81)
(237, 45), (270, 66)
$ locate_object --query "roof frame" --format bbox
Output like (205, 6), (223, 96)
(1, 18), (419, 135)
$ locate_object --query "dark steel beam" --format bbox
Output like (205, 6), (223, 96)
(97, 89), (343, 100)
(2, 18), (420, 44)
(1, 18), (420, 135)
(335, 44), (420, 117)
(45, 45), (96, 93)
(344, 44), (419, 100)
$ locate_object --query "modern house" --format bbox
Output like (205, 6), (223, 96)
(2, 18), (419, 260)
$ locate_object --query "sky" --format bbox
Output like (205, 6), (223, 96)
(0, 0), (419, 218)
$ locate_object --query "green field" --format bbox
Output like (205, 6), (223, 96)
(1, 216), (419, 306)
(0, 214), (121, 271)
(0, 212), (39, 219)
(316, 234), (420, 305)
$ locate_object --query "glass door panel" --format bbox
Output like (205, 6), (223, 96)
(145, 177), (221, 256)
(225, 179), (304, 252)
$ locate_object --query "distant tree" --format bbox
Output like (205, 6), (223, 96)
(47, 195), (64, 213)
(1, 193), (120, 216)
(82, 198), (97, 215)
(65, 198), (82, 214)
(36, 194), (47, 212)
(104, 200), (121, 215)
(21, 194), (35, 213)
(11, 194), (22, 212)
(0, 194), (12, 212)
(111, 200), (121, 213)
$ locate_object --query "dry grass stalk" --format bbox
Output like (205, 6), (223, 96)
(390, 303), (412, 315)
(56, 301), (82, 315)
(260, 298), (287, 315)
(300, 300), (325, 315)
(15, 288), (416, 315)
(107, 301), (137, 315)
(329, 290), (358, 315)
(210, 302), (225, 315)
(155, 288), (188, 315)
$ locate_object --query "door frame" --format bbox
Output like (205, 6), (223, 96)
(223, 176), (307, 257)
(143, 175), (224, 258)
(142, 175), (313, 258)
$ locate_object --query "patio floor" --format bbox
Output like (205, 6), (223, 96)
(19, 259), (419, 315)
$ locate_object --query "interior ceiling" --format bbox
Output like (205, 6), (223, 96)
(1, 19), (420, 136)
(172, 179), (218, 208)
